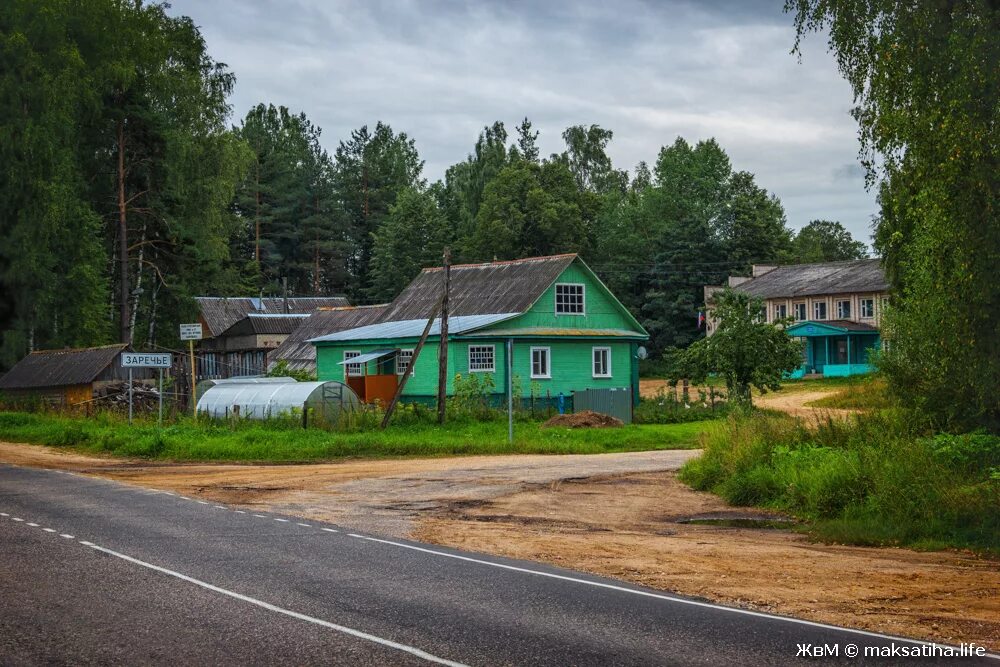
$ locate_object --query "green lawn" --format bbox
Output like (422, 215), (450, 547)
(0, 411), (709, 463)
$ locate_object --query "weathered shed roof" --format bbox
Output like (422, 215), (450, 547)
(195, 296), (350, 338)
(734, 259), (888, 299)
(310, 313), (520, 343)
(268, 305), (389, 371)
(786, 319), (880, 335)
(0, 344), (127, 390)
(217, 313), (309, 337)
(377, 254), (577, 322)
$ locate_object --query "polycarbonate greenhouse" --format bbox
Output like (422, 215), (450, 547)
(195, 380), (360, 425)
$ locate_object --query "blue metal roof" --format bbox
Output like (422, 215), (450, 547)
(309, 313), (520, 343)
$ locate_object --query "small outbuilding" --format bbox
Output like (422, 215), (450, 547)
(0, 344), (145, 406)
(195, 379), (360, 425)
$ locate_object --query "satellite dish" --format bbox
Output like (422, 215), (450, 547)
(637, 346), (649, 360)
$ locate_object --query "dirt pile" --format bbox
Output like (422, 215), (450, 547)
(542, 410), (623, 429)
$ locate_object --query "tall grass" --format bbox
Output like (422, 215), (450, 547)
(0, 411), (708, 463)
(680, 410), (1000, 553)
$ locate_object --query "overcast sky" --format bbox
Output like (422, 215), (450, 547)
(167, 0), (877, 244)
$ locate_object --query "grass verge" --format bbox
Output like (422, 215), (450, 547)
(0, 411), (708, 462)
(805, 378), (891, 410)
(680, 410), (999, 554)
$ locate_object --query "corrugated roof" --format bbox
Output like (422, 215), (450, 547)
(377, 254), (577, 322)
(267, 305), (389, 372)
(0, 344), (127, 390)
(734, 259), (888, 299)
(195, 296), (350, 338)
(310, 313), (520, 343)
(217, 313), (309, 337)
(787, 319), (880, 334)
(460, 327), (647, 339)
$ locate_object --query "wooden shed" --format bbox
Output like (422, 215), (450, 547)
(0, 344), (139, 406)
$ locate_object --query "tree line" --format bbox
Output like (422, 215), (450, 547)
(0, 0), (868, 370)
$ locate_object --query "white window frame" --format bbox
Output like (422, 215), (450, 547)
(554, 283), (586, 316)
(592, 346), (612, 378)
(530, 346), (551, 379)
(344, 350), (363, 377)
(468, 345), (495, 373)
(836, 299), (851, 319)
(860, 298), (875, 319)
(396, 349), (414, 376)
(813, 301), (827, 320)
(793, 302), (807, 321)
(774, 303), (788, 321)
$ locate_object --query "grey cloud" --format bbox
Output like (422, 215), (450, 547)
(169, 0), (877, 240)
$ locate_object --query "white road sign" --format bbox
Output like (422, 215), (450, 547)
(179, 323), (203, 341)
(121, 352), (172, 368)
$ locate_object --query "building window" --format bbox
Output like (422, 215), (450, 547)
(836, 299), (851, 319)
(814, 301), (827, 320)
(592, 347), (612, 378)
(344, 350), (362, 377)
(468, 345), (495, 373)
(396, 349), (414, 375)
(555, 283), (585, 315)
(774, 303), (788, 321)
(860, 298), (874, 319)
(794, 303), (807, 321)
(530, 347), (551, 379)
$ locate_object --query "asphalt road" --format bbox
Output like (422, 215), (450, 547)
(0, 464), (993, 666)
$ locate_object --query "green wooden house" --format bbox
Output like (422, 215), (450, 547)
(309, 254), (648, 408)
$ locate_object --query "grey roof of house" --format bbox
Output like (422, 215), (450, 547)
(267, 305), (389, 371)
(376, 254), (577, 322)
(734, 259), (889, 299)
(0, 344), (127, 390)
(310, 313), (520, 343)
(217, 313), (309, 337)
(195, 296), (350, 338)
(788, 319), (880, 333)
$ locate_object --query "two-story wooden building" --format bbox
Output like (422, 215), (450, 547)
(705, 259), (890, 377)
(309, 254), (648, 408)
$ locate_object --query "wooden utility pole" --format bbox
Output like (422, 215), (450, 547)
(436, 247), (451, 424)
(381, 295), (445, 429)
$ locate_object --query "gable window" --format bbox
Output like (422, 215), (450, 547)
(592, 347), (612, 378)
(555, 283), (585, 315)
(396, 349), (414, 375)
(344, 350), (362, 377)
(860, 298), (874, 319)
(468, 345), (495, 373)
(774, 303), (788, 321)
(530, 347), (551, 379)
(793, 303), (807, 321)
(813, 301), (827, 320)
(836, 299), (851, 319)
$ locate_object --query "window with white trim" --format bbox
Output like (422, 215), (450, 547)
(530, 347), (551, 379)
(344, 350), (362, 377)
(836, 299), (851, 319)
(468, 345), (495, 373)
(860, 298), (874, 319)
(774, 303), (788, 321)
(592, 347), (611, 378)
(555, 283), (585, 315)
(813, 301), (827, 320)
(793, 302), (807, 321)
(396, 349), (414, 375)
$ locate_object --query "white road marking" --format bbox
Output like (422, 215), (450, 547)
(0, 512), (8, 516)
(214, 506), (226, 509)
(196, 501), (209, 505)
(82, 542), (467, 666)
(321, 528), (339, 533)
(180, 497), (191, 501)
(253, 514), (268, 518)
(12, 518), (23, 522)
(42, 528), (56, 533)
(274, 518), (289, 523)
(60, 534), (74, 539)
(296, 523), (311, 527)
(161, 492), (175, 496)
(346, 533), (977, 652)
(234, 510), (246, 514)
(26, 522), (39, 527)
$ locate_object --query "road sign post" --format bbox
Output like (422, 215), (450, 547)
(179, 324), (203, 417)
(120, 352), (172, 426)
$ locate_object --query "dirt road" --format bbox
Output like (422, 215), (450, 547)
(1, 440), (996, 649)
(755, 389), (859, 420)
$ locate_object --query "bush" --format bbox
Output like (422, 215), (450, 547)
(634, 390), (728, 424)
(679, 410), (999, 553)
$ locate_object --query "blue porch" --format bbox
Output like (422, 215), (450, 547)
(784, 320), (880, 378)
